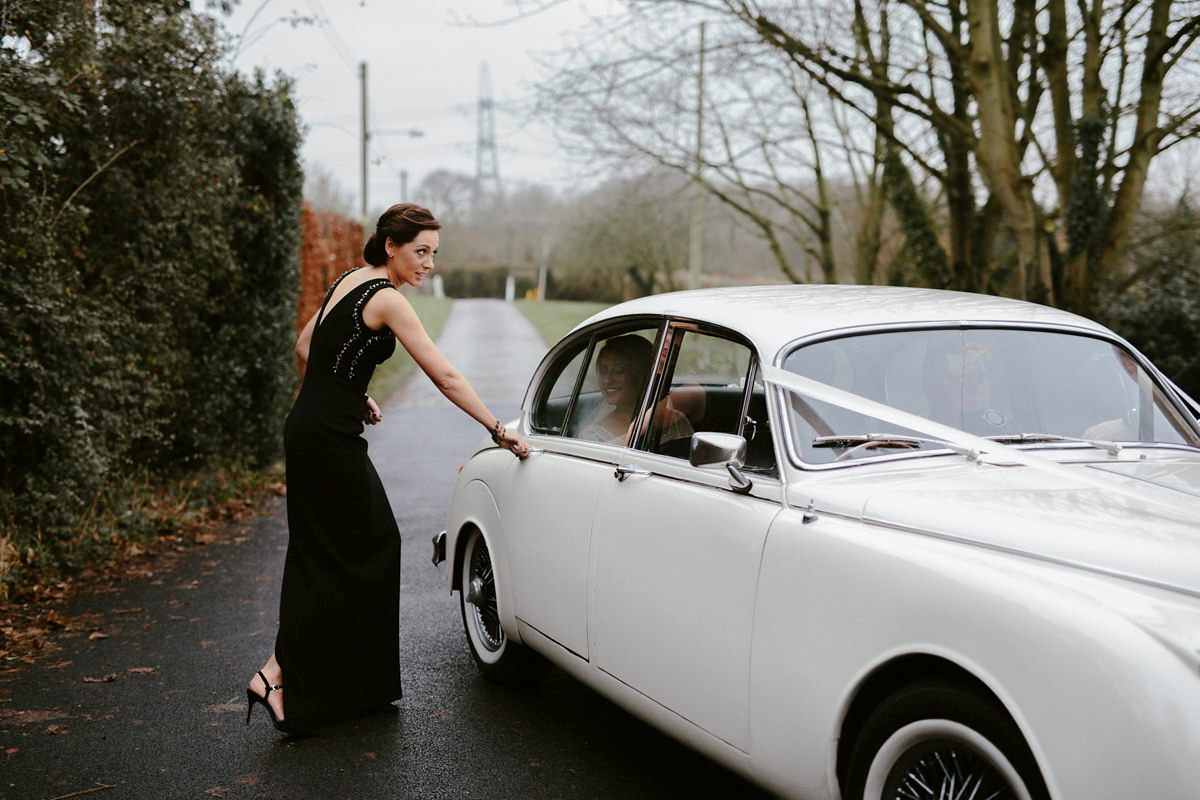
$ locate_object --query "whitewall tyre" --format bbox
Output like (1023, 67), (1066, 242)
(458, 528), (547, 684)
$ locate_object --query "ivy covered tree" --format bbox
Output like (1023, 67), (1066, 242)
(0, 1), (303, 587)
(1097, 199), (1200, 381)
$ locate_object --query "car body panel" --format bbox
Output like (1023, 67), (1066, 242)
(748, 504), (1200, 798)
(490, 444), (607, 658)
(856, 457), (1200, 595)
(574, 285), (1109, 364)
(590, 452), (781, 751)
(441, 285), (1200, 799)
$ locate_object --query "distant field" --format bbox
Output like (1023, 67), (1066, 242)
(515, 299), (609, 347)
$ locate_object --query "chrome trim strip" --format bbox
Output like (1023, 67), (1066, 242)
(1087, 463), (1200, 501)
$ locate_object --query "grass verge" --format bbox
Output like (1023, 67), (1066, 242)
(515, 299), (609, 347)
(366, 294), (454, 404)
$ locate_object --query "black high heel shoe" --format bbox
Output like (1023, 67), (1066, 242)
(245, 670), (311, 736)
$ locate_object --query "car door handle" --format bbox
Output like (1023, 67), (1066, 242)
(614, 464), (650, 482)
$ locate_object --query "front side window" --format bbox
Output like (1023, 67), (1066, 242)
(782, 327), (1200, 464)
(638, 328), (774, 471)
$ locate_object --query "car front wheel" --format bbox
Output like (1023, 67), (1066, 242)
(458, 527), (546, 684)
(845, 681), (1049, 800)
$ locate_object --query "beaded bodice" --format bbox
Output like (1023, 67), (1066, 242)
(307, 270), (397, 392)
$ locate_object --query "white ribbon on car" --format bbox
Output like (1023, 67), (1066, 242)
(760, 365), (1182, 509)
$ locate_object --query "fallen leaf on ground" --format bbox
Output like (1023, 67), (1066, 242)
(0, 709), (71, 725)
(88, 632), (110, 641)
(203, 701), (243, 713)
(83, 674), (117, 683)
(127, 666), (157, 674)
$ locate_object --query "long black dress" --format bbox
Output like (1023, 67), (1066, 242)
(276, 269), (402, 727)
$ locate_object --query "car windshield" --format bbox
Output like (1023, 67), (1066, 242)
(781, 328), (1200, 464)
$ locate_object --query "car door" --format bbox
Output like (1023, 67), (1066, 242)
(589, 324), (781, 752)
(498, 323), (663, 661)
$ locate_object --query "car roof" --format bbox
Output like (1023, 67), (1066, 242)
(577, 284), (1112, 360)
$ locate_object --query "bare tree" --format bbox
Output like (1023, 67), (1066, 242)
(553, 171), (693, 299)
(535, 0), (1200, 314)
(413, 169), (478, 225)
(536, 5), (885, 285)
(303, 162), (355, 217)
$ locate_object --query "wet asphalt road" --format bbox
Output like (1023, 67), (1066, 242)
(0, 299), (774, 800)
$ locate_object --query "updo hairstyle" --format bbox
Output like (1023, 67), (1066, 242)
(362, 203), (441, 266)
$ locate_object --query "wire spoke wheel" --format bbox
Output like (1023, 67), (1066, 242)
(847, 682), (1047, 800)
(870, 725), (1026, 800)
(457, 528), (548, 684)
(465, 536), (503, 651)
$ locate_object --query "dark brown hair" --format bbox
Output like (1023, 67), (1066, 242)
(598, 335), (655, 397)
(362, 203), (441, 266)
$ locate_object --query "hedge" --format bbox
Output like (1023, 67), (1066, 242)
(0, 2), (303, 594)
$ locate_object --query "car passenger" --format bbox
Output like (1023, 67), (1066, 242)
(578, 335), (693, 447)
(922, 340), (1003, 432)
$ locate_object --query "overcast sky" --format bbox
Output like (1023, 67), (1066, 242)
(196, 0), (612, 215)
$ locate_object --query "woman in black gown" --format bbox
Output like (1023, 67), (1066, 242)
(245, 203), (529, 734)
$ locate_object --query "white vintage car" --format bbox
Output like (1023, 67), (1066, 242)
(434, 285), (1200, 800)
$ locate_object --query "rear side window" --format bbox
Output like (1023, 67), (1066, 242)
(529, 344), (589, 435)
(528, 325), (662, 442)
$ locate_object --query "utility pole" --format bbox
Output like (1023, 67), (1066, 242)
(360, 61), (368, 225)
(688, 22), (706, 290)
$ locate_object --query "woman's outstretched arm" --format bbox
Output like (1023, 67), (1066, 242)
(364, 289), (529, 455)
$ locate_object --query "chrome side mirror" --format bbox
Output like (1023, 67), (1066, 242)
(689, 432), (753, 494)
(690, 432), (748, 469)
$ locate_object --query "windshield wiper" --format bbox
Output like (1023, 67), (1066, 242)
(983, 432), (1123, 456)
(812, 433), (923, 448)
(812, 432), (985, 461)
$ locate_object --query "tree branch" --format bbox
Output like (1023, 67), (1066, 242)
(50, 140), (139, 230)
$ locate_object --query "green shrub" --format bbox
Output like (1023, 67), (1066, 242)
(0, 1), (302, 595)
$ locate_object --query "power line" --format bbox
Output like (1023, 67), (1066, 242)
(305, 0), (357, 72)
